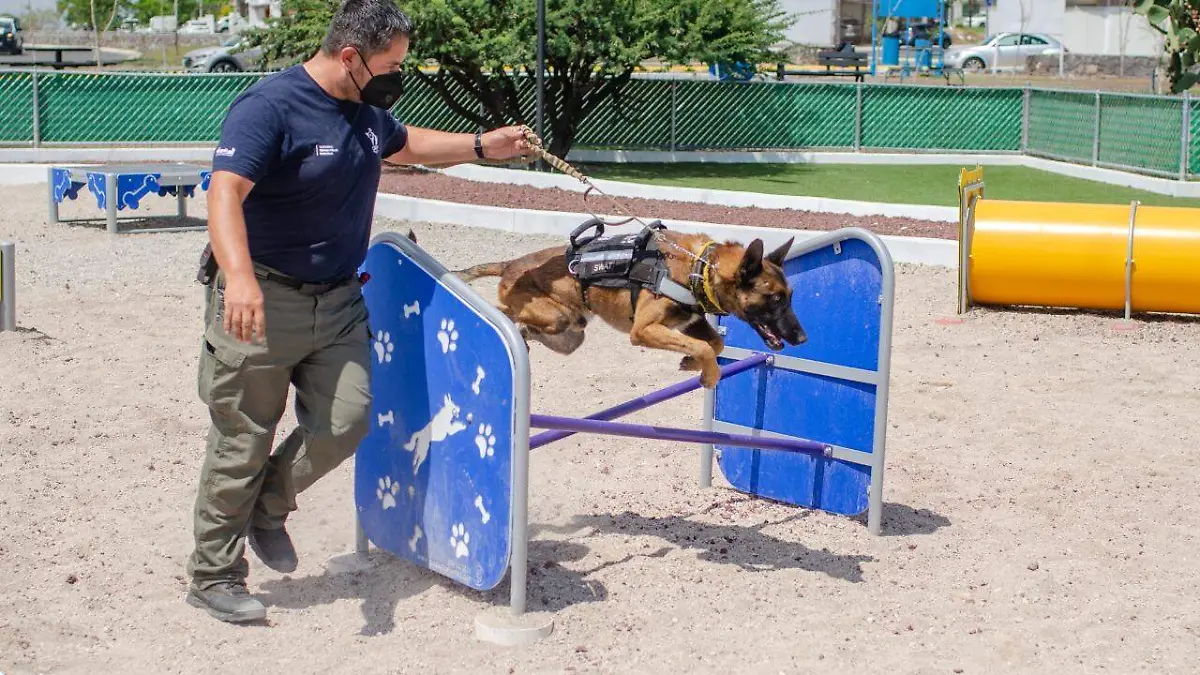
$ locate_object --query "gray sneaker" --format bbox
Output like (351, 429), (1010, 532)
(186, 581), (267, 623)
(248, 525), (298, 573)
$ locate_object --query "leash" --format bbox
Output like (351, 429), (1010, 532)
(517, 126), (714, 272)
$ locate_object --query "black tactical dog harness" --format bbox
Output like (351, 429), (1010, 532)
(564, 218), (703, 318)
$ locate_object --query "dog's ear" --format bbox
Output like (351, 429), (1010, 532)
(766, 237), (793, 267)
(737, 239), (765, 286)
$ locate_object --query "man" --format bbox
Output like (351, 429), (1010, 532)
(186, 0), (532, 623)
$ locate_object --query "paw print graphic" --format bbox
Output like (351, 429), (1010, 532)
(373, 330), (394, 364)
(450, 523), (470, 558)
(437, 319), (459, 354)
(376, 476), (399, 510)
(475, 423), (496, 458)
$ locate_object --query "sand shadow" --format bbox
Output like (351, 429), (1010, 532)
(255, 553), (439, 636)
(852, 502), (952, 537)
(254, 535), (612, 633)
(53, 215), (209, 234)
(543, 510), (875, 583)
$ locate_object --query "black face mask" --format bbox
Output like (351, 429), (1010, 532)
(350, 49), (404, 109)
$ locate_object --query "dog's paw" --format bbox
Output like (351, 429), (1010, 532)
(700, 368), (722, 389)
(679, 356), (701, 372)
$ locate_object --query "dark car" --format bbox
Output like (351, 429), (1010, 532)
(902, 22), (952, 49)
(0, 16), (24, 55)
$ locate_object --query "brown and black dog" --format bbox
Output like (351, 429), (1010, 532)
(456, 229), (806, 388)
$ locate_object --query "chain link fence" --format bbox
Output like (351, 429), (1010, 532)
(0, 73), (35, 144)
(1027, 88), (1192, 179)
(0, 69), (1196, 180)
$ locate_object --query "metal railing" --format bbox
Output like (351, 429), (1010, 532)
(0, 68), (1195, 180)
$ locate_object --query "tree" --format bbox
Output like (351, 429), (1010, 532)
(242, 0), (793, 158)
(1132, 0), (1200, 92)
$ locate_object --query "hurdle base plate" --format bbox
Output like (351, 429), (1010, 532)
(475, 608), (555, 646)
(324, 551), (377, 576)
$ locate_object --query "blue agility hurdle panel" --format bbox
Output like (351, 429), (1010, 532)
(354, 232), (532, 608)
(705, 228), (894, 535)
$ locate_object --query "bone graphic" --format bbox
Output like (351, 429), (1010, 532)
(408, 525), (423, 552)
(377, 410), (394, 427)
(475, 495), (492, 524)
(472, 366), (486, 395)
(404, 301), (421, 318)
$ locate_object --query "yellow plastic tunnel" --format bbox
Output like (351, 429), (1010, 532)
(957, 167), (1200, 317)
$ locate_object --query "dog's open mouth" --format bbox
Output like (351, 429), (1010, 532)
(753, 323), (785, 351)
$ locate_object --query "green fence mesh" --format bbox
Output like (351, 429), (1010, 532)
(671, 80), (858, 150)
(2, 70), (1194, 180)
(0, 73), (35, 144)
(1098, 93), (1182, 177)
(862, 85), (1022, 151)
(1027, 89), (1097, 164)
(37, 72), (261, 144)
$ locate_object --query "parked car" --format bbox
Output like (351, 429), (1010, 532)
(182, 35), (263, 72)
(0, 16), (24, 55)
(945, 32), (1066, 71)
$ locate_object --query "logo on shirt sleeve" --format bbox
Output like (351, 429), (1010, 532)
(214, 147), (236, 158)
(365, 128), (380, 155)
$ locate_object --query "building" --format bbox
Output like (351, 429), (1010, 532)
(777, 0), (873, 47)
(235, 0), (280, 28)
(987, 0), (1164, 57)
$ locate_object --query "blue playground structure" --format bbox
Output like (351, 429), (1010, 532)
(871, 0), (949, 78)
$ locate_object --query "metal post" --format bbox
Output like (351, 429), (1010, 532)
(177, 190), (187, 219)
(355, 514), (369, 557)
(47, 167), (59, 225)
(854, 82), (863, 152)
(1124, 200), (1140, 322)
(31, 71), (40, 148)
(1093, 92), (1102, 167)
(670, 80), (678, 152)
(105, 173), (119, 234)
(535, 0), (546, 173)
(1021, 86), (1031, 154)
(1, 241), (15, 332)
(1181, 92), (1191, 181)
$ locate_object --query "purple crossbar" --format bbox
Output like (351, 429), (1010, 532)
(528, 353), (770, 450)
(530, 414), (829, 455)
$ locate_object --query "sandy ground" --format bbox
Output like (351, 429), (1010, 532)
(1, 182), (1199, 675)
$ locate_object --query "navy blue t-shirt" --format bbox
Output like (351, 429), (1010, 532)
(210, 64), (408, 283)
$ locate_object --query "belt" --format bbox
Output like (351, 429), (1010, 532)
(252, 265), (358, 295)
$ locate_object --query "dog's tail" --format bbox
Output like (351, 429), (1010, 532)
(454, 262), (506, 282)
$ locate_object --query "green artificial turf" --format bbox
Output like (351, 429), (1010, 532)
(573, 162), (1200, 209)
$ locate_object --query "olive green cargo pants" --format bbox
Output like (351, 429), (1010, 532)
(186, 267), (373, 589)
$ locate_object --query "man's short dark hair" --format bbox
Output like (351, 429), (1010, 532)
(321, 0), (414, 58)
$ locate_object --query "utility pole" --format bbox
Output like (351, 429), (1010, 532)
(536, 0), (546, 172)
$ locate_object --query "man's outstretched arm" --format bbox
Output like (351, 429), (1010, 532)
(384, 125), (533, 167)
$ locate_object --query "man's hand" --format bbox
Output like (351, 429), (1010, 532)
(481, 125), (535, 161)
(221, 271), (266, 344)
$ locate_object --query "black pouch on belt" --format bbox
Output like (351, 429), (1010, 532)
(196, 242), (219, 286)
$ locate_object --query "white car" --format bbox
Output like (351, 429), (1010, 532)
(945, 32), (1066, 71)
(182, 35), (264, 72)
